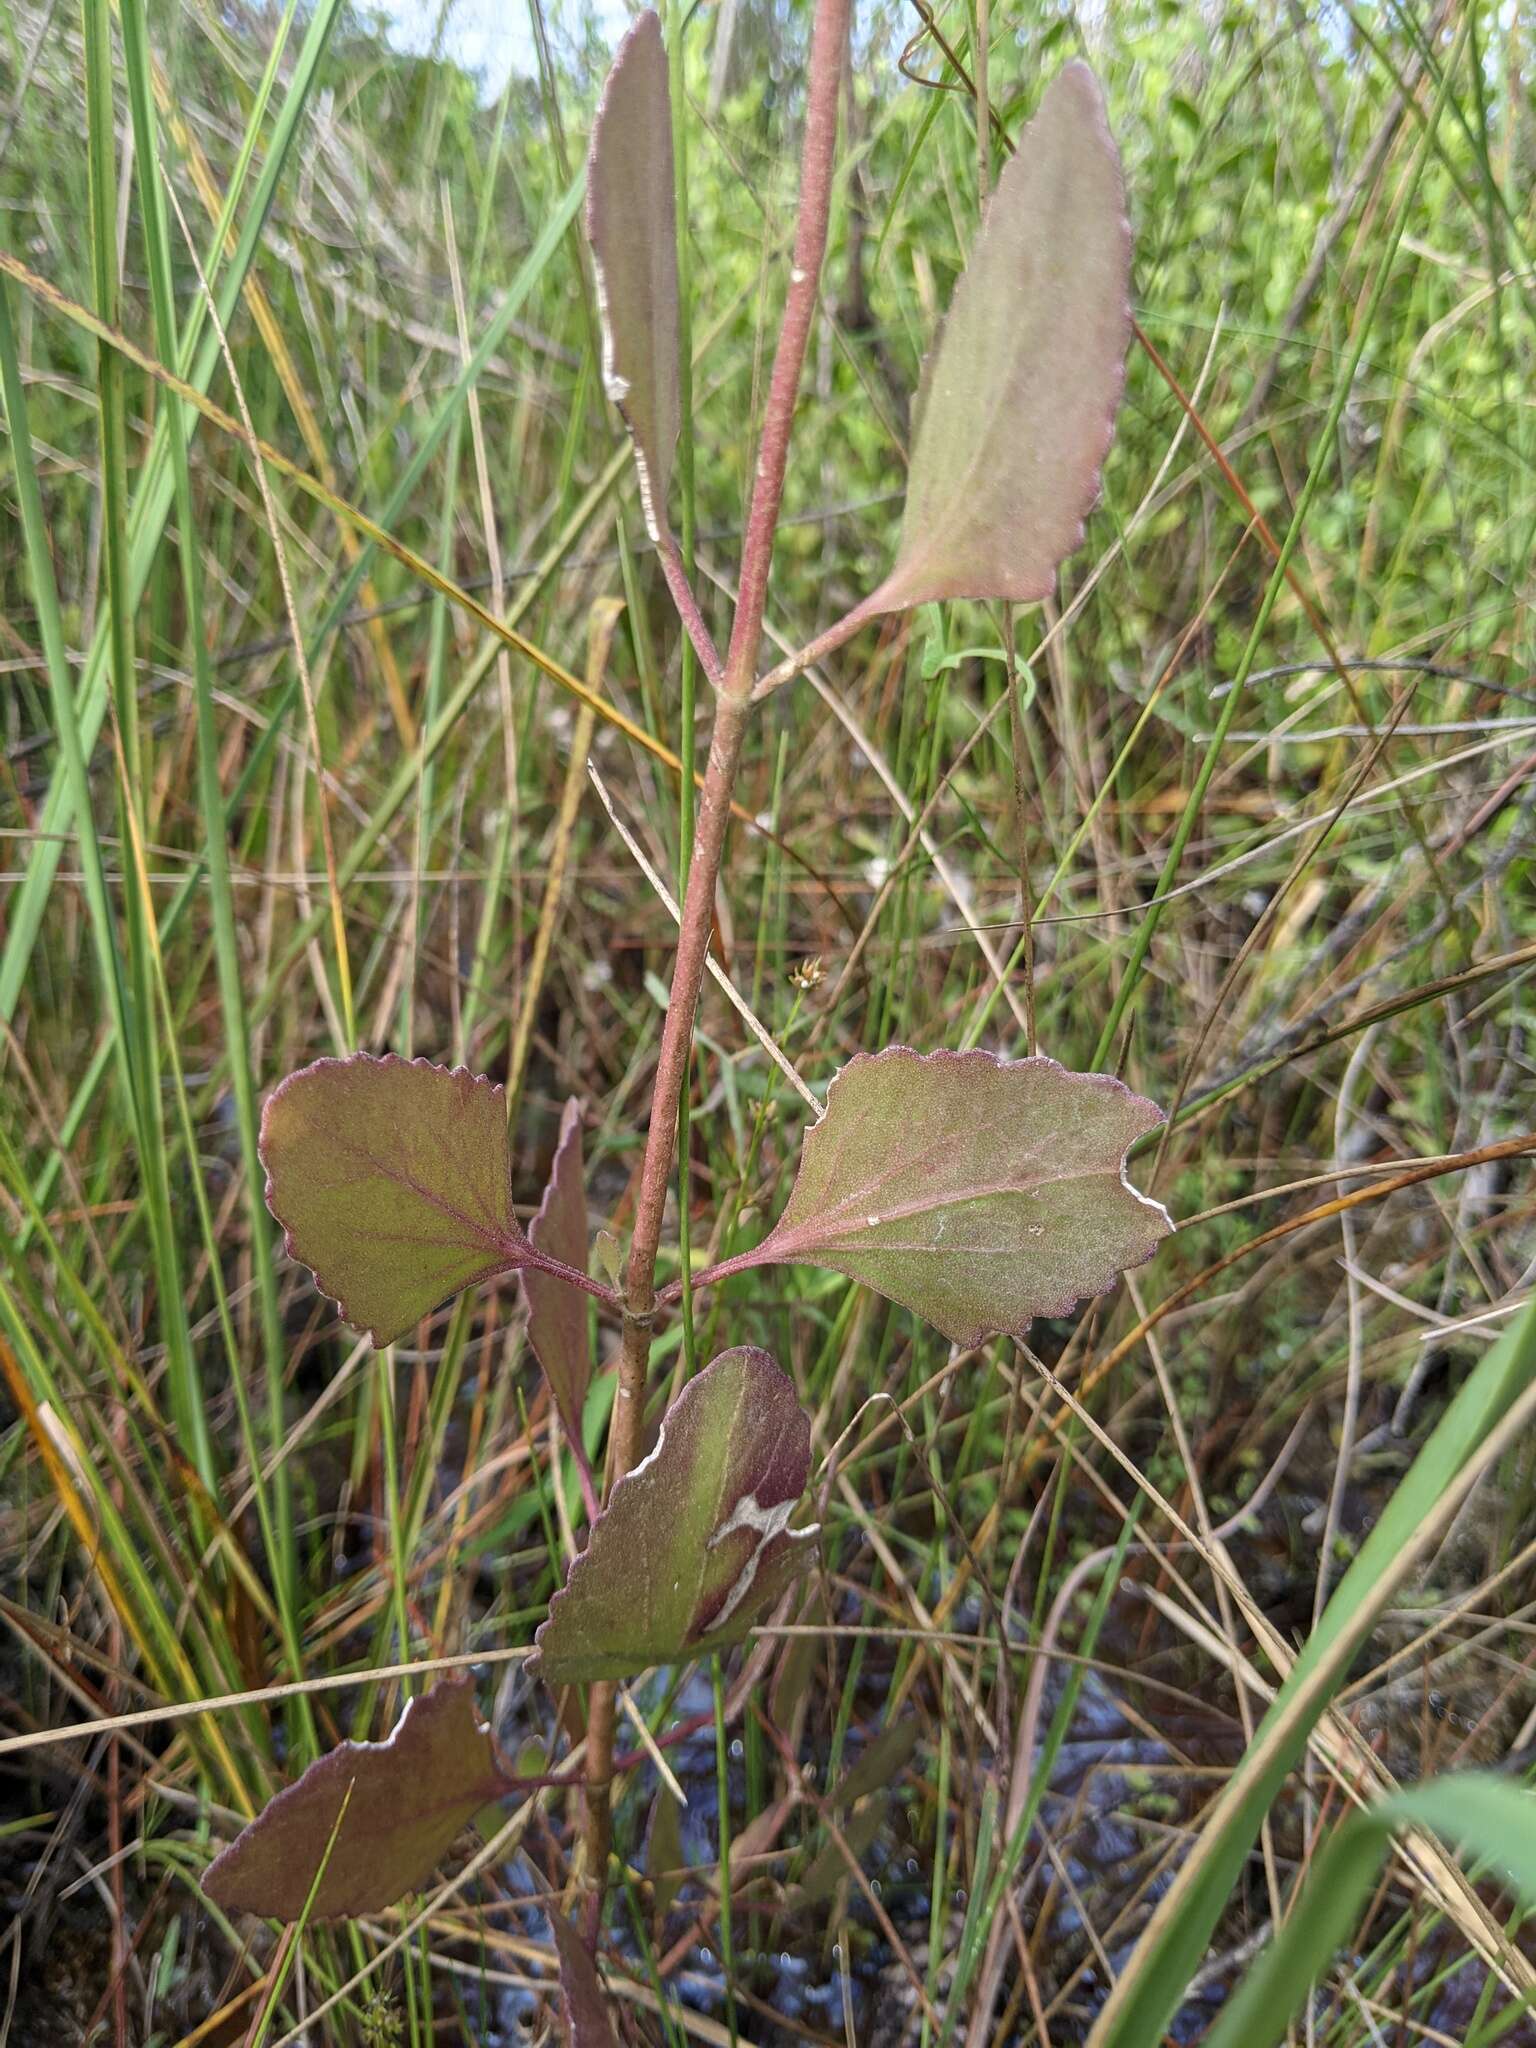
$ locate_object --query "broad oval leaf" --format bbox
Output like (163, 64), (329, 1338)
(531, 1347), (818, 1685)
(588, 10), (679, 544)
(525, 1097), (591, 1438)
(853, 62), (1130, 615)
(550, 1914), (621, 2048)
(751, 1047), (1171, 1346)
(261, 1053), (594, 1347)
(202, 1676), (501, 1920)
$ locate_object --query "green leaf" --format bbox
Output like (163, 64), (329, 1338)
(202, 1676), (501, 1920)
(525, 1098), (591, 1438)
(853, 62), (1131, 617)
(260, 1053), (598, 1347)
(748, 1048), (1170, 1346)
(588, 9), (680, 544)
(550, 1913), (621, 2048)
(1203, 1774), (1536, 2048)
(531, 1347), (818, 1684)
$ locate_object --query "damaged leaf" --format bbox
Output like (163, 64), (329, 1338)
(202, 1676), (501, 1920)
(851, 62), (1131, 616)
(525, 1097), (592, 1438)
(531, 1347), (817, 1685)
(260, 1054), (597, 1347)
(748, 1047), (1170, 1346)
(588, 10), (680, 543)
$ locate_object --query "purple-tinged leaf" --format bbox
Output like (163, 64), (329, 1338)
(851, 62), (1130, 616)
(588, 10), (679, 544)
(261, 1053), (599, 1347)
(525, 1098), (591, 1438)
(550, 1914), (621, 2048)
(747, 1047), (1170, 1347)
(531, 1348), (817, 1685)
(202, 1676), (501, 1920)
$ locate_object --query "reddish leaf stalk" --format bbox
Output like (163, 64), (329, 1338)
(753, 602), (870, 699)
(658, 533), (724, 686)
(585, 0), (850, 1911)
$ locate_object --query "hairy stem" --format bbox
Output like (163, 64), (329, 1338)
(583, 0), (850, 1913)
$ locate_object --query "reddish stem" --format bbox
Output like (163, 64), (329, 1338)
(721, 0), (851, 701)
(583, 0), (850, 1917)
(488, 1681), (764, 1803)
(655, 1241), (769, 1306)
(612, 0), (851, 1487)
(609, 691), (751, 1474)
(568, 1429), (601, 1525)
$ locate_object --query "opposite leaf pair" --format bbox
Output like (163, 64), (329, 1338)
(254, 1045), (1169, 1716)
(260, 1044), (1170, 1355)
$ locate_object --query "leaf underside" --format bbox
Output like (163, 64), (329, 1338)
(753, 1046), (1171, 1346)
(531, 1347), (817, 1685)
(260, 1053), (529, 1346)
(525, 1097), (591, 1438)
(855, 60), (1131, 615)
(550, 1914), (622, 2048)
(202, 1676), (499, 1920)
(587, 9), (680, 544)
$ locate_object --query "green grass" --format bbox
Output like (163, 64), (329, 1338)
(3, 0), (1536, 2042)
